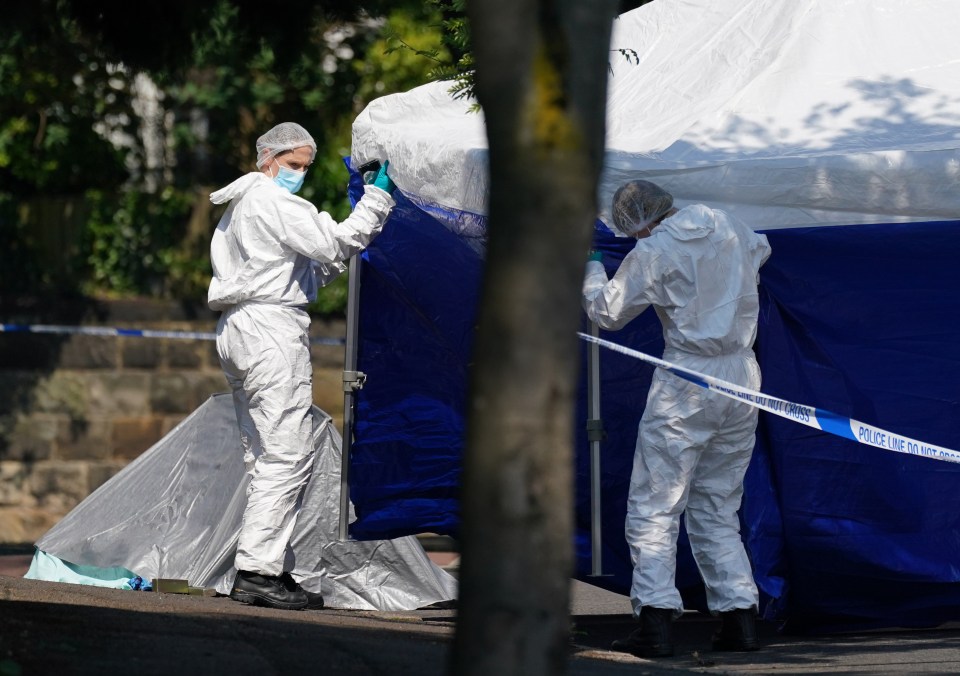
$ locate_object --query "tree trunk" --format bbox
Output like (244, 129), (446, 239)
(450, 2), (620, 674)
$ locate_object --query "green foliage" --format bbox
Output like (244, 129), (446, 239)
(385, 0), (475, 105)
(310, 273), (349, 315)
(83, 187), (202, 297)
(0, 9), (130, 195)
(0, 1), (446, 316)
(358, 10), (452, 103)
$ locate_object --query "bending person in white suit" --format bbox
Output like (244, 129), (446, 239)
(583, 180), (771, 656)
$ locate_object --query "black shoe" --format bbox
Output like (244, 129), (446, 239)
(712, 608), (759, 652)
(279, 572), (324, 609)
(304, 591), (325, 609)
(229, 570), (308, 611)
(611, 607), (675, 658)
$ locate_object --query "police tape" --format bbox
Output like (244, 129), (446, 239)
(0, 323), (346, 346)
(578, 331), (960, 465)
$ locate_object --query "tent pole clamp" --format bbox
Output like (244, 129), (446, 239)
(342, 370), (367, 392)
(586, 418), (606, 442)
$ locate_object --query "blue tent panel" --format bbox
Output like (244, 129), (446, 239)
(346, 165), (960, 632)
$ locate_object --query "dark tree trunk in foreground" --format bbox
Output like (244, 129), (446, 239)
(451, 2), (620, 674)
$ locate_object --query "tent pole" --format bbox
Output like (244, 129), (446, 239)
(587, 321), (605, 576)
(339, 253), (365, 541)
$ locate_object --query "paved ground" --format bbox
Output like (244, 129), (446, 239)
(3, 550), (960, 675)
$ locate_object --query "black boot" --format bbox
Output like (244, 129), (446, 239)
(712, 608), (759, 652)
(279, 573), (326, 610)
(303, 590), (325, 610)
(611, 607), (675, 658)
(229, 570), (308, 610)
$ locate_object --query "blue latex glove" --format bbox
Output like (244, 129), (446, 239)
(588, 250), (603, 263)
(373, 160), (396, 194)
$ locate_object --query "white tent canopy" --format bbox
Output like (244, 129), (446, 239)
(352, 0), (960, 230)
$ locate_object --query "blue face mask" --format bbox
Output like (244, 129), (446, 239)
(273, 164), (307, 194)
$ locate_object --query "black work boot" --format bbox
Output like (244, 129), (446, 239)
(303, 590), (325, 610)
(611, 607), (675, 658)
(229, 570), (308, 610)
(712, 608), (759, 652)
(279, 572), (325, 610)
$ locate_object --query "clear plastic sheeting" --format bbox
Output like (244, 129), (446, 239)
(27, 394), (457, 611)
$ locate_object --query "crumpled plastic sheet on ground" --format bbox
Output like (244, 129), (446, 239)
(27, 394), (457, 611)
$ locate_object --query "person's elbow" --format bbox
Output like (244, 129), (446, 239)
(583, 300), (620, 330)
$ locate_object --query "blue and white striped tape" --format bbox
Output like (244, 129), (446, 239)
(0, 323), (346, 346)
(579, 332), (960, 465)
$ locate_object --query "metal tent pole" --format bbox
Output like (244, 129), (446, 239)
(586, 321), (606, 576)
(339, 253), (366, 541)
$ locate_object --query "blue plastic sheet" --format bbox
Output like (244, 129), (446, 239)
(345, 161), (960, 632)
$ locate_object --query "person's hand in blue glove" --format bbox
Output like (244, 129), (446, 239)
(372, 160), (396, 195)
(588, 249), (603, 263)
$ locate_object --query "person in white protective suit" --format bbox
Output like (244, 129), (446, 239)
(582, 180), (771, 657)
(208, 122), (396, 611)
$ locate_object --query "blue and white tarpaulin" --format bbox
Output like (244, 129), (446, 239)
(347, 0), (960, 633)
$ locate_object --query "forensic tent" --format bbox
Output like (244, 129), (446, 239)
(344, 0), (960, 633)
(26, 394), (457, 611)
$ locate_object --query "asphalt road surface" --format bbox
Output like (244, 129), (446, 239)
(5, 571), (960, 675)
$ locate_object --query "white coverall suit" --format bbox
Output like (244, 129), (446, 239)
(582, 204), (771, 617)
(208, 173), (394, 576)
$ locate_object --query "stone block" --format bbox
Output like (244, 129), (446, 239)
(122, 338), (164, 369)
(193, 372), (229, 404)
(312, 317), (346, 336)
(58, 334), (118, 369)
(88, 461), (126, 493)
(161, 415), (187, 436)
(150, 373), (199, 414)
(32, 372), (88, 418)
(0, 462), (32, 506)
(55, 417), (113, 461)
(206, 341), (222, 369)
(2, 415), (57, 462)
(167, 340), (204, 369)
(312, 368), (345, 419)
(0, 372), (38, 413)
(29, 462), (89, 511)
(310, 342), (346, 369)
(0, 506), (62, 544)
(87, 373), (151, 415)
(112, 416), (164, 460)
(309, 318), (346, 369)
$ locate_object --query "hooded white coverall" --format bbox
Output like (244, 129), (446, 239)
(582, 204), (771, 617)
(208, 172), (394, 576)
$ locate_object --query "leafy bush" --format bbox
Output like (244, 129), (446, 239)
(83, 187), (201, 297)
(1, 2), (450, 317)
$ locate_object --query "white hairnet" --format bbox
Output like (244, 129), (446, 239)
(255, 122), (317, 169)
(611, 180), (674, 235)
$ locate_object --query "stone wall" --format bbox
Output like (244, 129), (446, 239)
(0, 299), (346, 544)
